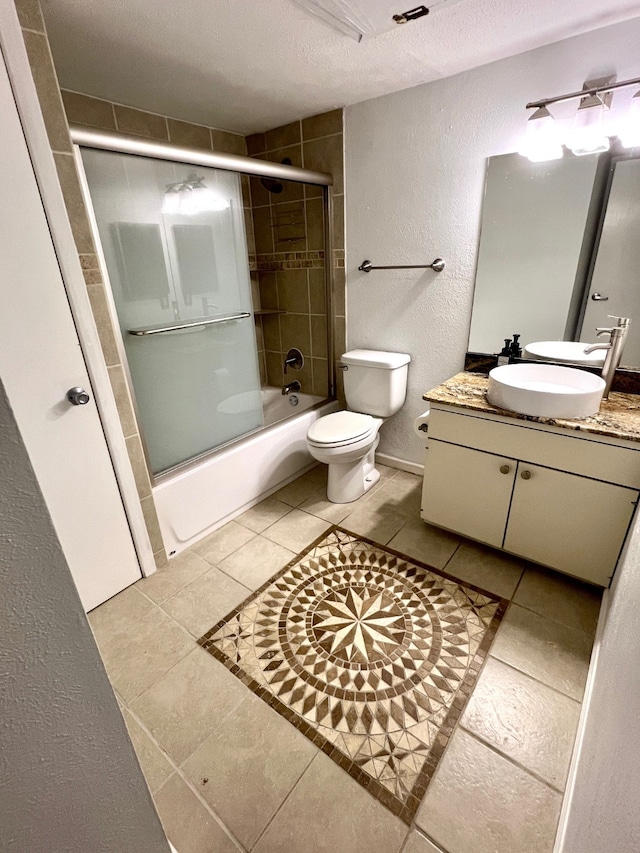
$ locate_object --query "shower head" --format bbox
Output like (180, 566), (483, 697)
(260, 158), (292, 194)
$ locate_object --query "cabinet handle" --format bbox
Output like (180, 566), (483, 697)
(499, 464), (511, 474)
(521, 470), (532, 480)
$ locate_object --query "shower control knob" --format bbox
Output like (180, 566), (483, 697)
(67, 387), (90, 406)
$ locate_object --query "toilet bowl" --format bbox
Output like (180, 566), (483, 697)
(307, 411), (384, 503)
(306, 349), (411, 503)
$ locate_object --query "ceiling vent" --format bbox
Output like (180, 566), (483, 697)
(290, 0), (465, 41)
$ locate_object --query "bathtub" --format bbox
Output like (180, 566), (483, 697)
(153, 388), (339, 556)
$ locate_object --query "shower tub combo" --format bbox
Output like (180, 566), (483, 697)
(74, 128), (336, 558)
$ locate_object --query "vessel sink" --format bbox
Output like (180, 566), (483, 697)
(523, 340), (605, 366)
(487, 363), (605, 418)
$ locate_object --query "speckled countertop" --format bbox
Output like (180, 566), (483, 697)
(424, 372), (640, 443)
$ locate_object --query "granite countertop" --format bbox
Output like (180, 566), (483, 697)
(424, 372), (640, 443)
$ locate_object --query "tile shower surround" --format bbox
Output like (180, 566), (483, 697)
(16, 0), (346, 565)
(89, 465), (600, 853)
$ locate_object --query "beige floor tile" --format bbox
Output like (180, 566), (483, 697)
(99, 606), (194, 703)
(194, 520), (256, 565)
(153, 773), (242, 853)
(443, 541), (525, 599)
(514, 566), (602, 637)
(131, 648), (247, 765)
(219, 535), (296, 590)
(253, 751), (407, 853)
(416, 728), (562, 853)
(461, 657), (580, 790)
(182, 694), (316, 850)
(491, 604), (593, 700)
(261, 507), (332, 553)
(299, 487), (353, 523)
(358, 472), (422, 518)
(235, 496), (293, 533)
(273, 465), (326, 506)
(162, 566), (250, 638)
(122, 708), (174, 793)
(88, 585), (153, 649)
(136, 551), (211, 604)
(402, 831), (445, 853)
(341, 504), (407, 545)
(388, 516), (460, 569)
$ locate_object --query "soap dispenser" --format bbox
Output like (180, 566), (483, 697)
(497, 339), (512, 366)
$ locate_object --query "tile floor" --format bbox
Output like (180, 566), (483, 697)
(89, 463), (602, 853)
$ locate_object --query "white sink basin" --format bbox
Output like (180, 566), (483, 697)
(523, 340), (605, 367)
(487, 363), (605, 419)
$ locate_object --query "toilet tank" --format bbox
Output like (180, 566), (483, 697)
(341, 349), (411, 417)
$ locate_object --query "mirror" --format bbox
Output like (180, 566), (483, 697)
(468, 149), (640, 368)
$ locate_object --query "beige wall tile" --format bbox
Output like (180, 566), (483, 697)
(268, 143), (303, 168)
(334, 315), (346, 360)
(308, 268), (326, 314)
(293, 356), (313, 393)
(280, 313), (311, 355)
(311, 314), (328, 359)
(210, 128), (246, 155)
(333, 193), (345, 250)
(259, 272), (279, 309)
(333, 266), (346, 316)
(312, 358), (329, 397)
(262, 314), (281, 352)
(277, 269), (309, 314)
(106, 366), (138, 436)
(246, 132), (266, 155)
(23, 30), (71, 153)
(15, 0), (45, 32)
(53, 152), (95, 252)
(87, 285), (121, 367)
(303, 198), (323, 251)
(253, 205), (274, 254)
(303, 134), (343, 193)
(125, 435), (152, 501)
(61, 90), (116, 130)
(140, 496), (165, 555)
(79, 253), (100, 270)
(82, 267), (102, 285)
(244, 208), (256, 254)
(114, 104), (168, 140)
(167, 117), (211, 150)
(250, 175), (271, 208)
(265, 120), (301, 151)
(302, 109), (343, 141)
(266, 351), (283, 387)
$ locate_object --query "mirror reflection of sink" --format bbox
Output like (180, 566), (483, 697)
(523, 340), (606, 367)
(487, 363), (606, 418)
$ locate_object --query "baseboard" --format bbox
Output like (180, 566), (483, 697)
(552, 588), (609, 853)
(376, 452), (424, 476)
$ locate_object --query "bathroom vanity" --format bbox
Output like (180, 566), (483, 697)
(421, 372), (640, 586)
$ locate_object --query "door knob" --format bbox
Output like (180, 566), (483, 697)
(67, 387), (90, 406)
(521, 470), (532, 480)
(499, 464), (511, 474)
(591, 293), (609, 301)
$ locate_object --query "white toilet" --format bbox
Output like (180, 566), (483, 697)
(306, 349), (411, 503)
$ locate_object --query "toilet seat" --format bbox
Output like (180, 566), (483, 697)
(307, 411), (376, 448)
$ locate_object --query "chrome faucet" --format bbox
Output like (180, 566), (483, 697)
(282, 380), (301, 396)
(583, 316), (631, 399)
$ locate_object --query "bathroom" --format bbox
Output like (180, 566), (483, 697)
(2, 1), (640, 851)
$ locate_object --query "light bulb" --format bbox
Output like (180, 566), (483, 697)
(161, 188), (181, 214)
(178, 184), (230, 215)
(518, 106), (563, 162)
(619, 90), (640, 148)
(566, 95), (610, 156)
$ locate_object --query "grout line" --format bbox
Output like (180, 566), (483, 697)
(459, 725), (567, 796)
(401, 826), (449, 853)
(485, 652), (584, 705)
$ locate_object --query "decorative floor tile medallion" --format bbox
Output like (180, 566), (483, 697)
(199, 527), (506, 822)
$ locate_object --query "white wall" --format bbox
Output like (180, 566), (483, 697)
(345, 16), (640, 465)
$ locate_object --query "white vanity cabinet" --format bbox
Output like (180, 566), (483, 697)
(421, 406), (640, 586)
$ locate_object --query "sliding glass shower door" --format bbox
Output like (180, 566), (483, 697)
(81, 148), (263, 474)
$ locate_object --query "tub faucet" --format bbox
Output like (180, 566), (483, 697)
(282, 380), (301, 396)
(583, 316), (631, 399)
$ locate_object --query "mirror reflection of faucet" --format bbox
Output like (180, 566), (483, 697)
(583, 316), (631, 398)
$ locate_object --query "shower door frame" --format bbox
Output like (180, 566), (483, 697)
(72, 126), (335, 484)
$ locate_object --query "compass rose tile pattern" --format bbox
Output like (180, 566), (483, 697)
(199, 527), (506, 823)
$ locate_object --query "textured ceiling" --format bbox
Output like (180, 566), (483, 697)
(41, 0), (640, 134)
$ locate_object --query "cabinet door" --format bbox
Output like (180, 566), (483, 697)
(504, 464), (638, 585)
(422, 440), (516, 548)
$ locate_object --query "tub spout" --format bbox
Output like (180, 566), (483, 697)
(282, 380), (301, 395)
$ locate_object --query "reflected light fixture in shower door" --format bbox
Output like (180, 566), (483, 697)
(161, 173), (230, 215)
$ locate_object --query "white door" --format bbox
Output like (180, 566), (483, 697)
(580, 157), (640, 365)
(0, 48), (141, 610)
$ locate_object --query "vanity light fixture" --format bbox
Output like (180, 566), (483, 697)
(619, 89), (640, 149)
(161, 173), (230, 215)
(518, 106), (563, 162)
(521, 74), (640, 161)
